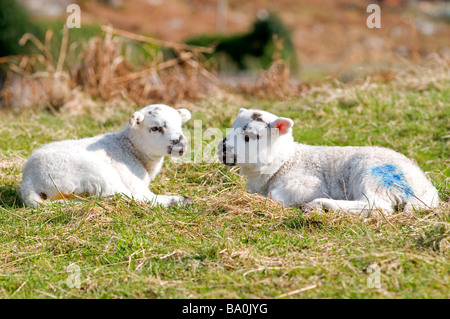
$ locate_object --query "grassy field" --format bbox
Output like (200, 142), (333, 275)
(0, 64), (449, 299)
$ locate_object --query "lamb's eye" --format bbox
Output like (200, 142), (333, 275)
(150, 127), (161, 132)
(256, 135), (260, 140)
(244, 135), (250, 142)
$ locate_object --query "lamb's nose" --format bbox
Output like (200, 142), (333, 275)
(171, 135), (184, 145)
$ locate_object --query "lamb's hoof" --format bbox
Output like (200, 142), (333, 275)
(302, 205), (318, 214)
(181, 196), (193, 205)
(302, 201), (326, 214)
(169, 196), (193, 207)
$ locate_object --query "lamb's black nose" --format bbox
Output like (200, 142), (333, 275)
(171, 135), (184, 145)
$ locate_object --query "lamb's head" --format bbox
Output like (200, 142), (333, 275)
(217, 108), (294, 167)
(128, 104), (191, 157)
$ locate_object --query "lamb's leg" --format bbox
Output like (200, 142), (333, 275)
(132, 187), (192, 207)
(151, 194), (193, 207)
(304, 198), (394, 216)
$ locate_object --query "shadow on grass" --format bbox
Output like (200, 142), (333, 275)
(0, 185), (22, 209)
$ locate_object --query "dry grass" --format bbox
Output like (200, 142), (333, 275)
(235, 38), (305, 100)
(235, 59), (301, 100)
(72, 26), (221, 104)
(0, 25), (222, 112)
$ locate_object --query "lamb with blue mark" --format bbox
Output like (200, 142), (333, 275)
(218, 108), (441, 215)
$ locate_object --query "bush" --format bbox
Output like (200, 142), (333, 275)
(185, 12), (298, 71)
(0, 0), (40, 57)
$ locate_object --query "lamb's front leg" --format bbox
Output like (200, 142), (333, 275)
(150, 194), (193, 207)
(304, 198), (394, 216)
(133, 187), (192, 207)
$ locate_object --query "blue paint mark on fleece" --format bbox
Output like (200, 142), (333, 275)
(370, 164), (414, 197)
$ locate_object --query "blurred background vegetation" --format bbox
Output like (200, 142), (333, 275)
(185, 11), (298, 71)
(0, 0), (41, 58)
(0, 0), (449, 110)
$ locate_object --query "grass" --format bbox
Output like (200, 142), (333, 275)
(0, 65), (449, 298)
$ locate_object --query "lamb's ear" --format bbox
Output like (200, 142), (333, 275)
(178, 108), (191, 124)
(129, 111), (145, 128)
(239, 108), (247, 114)
(270, 117), (294, 135)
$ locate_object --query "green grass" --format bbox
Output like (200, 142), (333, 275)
(0, 71), (449, 298)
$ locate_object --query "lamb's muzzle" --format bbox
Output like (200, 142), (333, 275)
(168, 135), (187, 156)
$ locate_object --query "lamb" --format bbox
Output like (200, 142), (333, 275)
(20, 104), (193, 208)
(217, 108), (440, 215)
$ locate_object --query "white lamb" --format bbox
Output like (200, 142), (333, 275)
(217, 108), (440, 215)
(20, 104), (193, 207)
